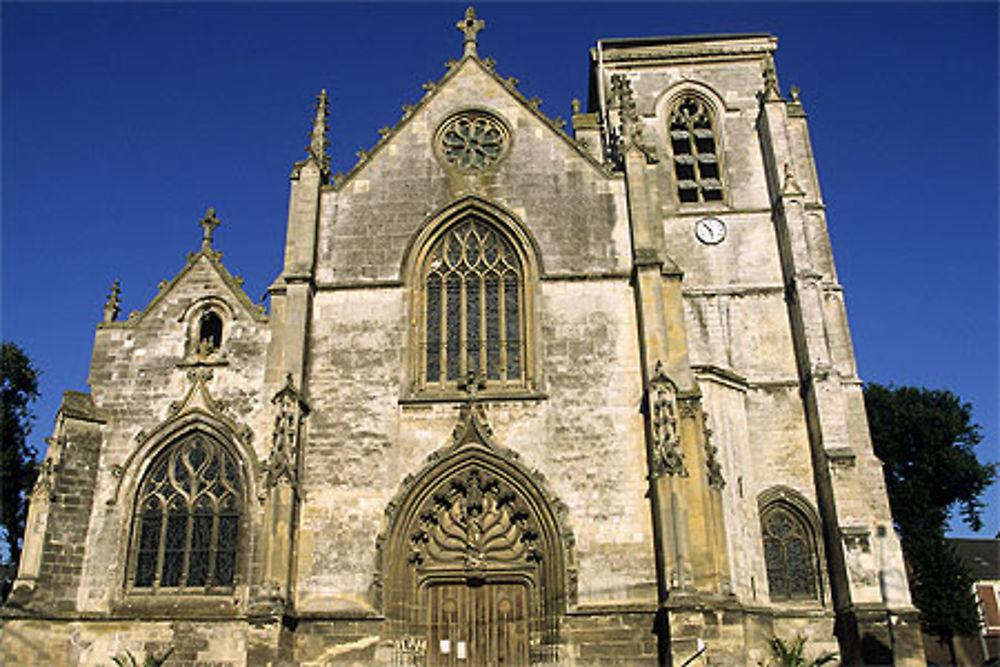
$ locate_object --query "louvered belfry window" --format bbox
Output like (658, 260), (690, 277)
(131, 433), (241, 592)
(422, 218), (524, 388)
(761, 505), (818, 600)
(668, 96), (724, 204)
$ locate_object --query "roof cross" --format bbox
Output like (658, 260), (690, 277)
(456, 6), (484, 58)
(200, 207), (220, 250)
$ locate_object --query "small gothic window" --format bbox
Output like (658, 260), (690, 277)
(668, 96), (724, 204)
(761, 504), (818, 601)
(130, 433), (242, 592)
(421, 218), (525, 388)
(198, 311), (223, 352)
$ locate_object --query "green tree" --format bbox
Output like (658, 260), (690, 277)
(864, 383), (997, 648)
(0, 342), (40, 565)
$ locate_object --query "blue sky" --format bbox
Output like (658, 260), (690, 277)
(3, 3), (997, 538)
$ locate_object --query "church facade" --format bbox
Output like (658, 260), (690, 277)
(2, 11), (924, 666)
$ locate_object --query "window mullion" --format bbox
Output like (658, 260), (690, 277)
(498, 272), (508, 384)
(153, 504), (168, 592)
(206, 507), (220, 589)
(437, 274), (448, 384)
(458, 276), (469, 378)
(517, 278), (526, 384)
(180, 504), (194, 590)
(478, 270), (487, 381)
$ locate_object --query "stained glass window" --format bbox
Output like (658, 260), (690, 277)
(422, 218), (524, 388)
(668, 96), (724, 204)
(130, 433), (242, 592)
(761, 504), (818, 600)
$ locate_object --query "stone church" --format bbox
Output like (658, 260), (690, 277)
(2, 10), (925, 666)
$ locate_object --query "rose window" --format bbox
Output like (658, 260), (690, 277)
(438, 113), (508, 171)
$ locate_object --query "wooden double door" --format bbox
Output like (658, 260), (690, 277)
(426, 581), (530, 666)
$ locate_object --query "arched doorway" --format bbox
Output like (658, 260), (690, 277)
(378, 403), (572, 664)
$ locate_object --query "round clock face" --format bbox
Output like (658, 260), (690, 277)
(695, 217), (726, 245)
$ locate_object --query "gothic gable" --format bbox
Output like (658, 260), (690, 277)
(318, 53), (631, 284)
(102, 209), (266, 332)
(333, 55), (606, 194)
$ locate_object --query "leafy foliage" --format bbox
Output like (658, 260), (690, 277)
(864, 383), (997, 640)
(111, 647), (173, 667)
(761, 635), (837, 667)
(1, 342), (40, 565)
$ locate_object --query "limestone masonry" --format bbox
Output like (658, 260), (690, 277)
(2, 9), (925, 666)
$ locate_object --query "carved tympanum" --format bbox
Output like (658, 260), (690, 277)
(409, 468), (541, 571)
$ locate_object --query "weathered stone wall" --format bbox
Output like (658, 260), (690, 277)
(0, 618), (248, 666)
(296, 278), (657, 612)
(31, 406), (104, 612)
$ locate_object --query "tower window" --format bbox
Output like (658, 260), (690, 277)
(198, 311), (223, 352)
(761, 503), (819, 601)
(420, 217), (525, 389)
(668, 96), (724, 204)
(130, 433), (242, 592)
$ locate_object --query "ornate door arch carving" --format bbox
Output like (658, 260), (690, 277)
(377, 400), (574, 664)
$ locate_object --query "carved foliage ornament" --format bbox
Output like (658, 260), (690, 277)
(261, 374), (309, 499)
(437, 112), (509, 172)
(408, 467), (542, 571)
(703, 413), (725, 490)
(649, 361), (687, 477)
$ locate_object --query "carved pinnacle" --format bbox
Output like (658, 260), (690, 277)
(306, 89), (331, 178)
(762, 54), (781, 102)
(103, 278), (121, 323)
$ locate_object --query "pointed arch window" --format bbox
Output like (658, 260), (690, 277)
(760, 502), (820, 601)
(198, 311), (223, 352)
(668, 95), (724, 204)
(418, 217), (527, 390)
(129, 432), (242, 592)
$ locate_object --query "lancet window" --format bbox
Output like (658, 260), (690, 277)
(130, 432), (242, 592)
(668, 95), (724, 204)
(761, 502), (819, 601)
(198, 311), (223, 352)
(419, 217), (525, 390)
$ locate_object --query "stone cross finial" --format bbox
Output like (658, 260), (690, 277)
(457, 6), (484, 57)
(200, 207), (220, 249)
(103, 278), (121, 323)
(458, 370), (486, 401)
